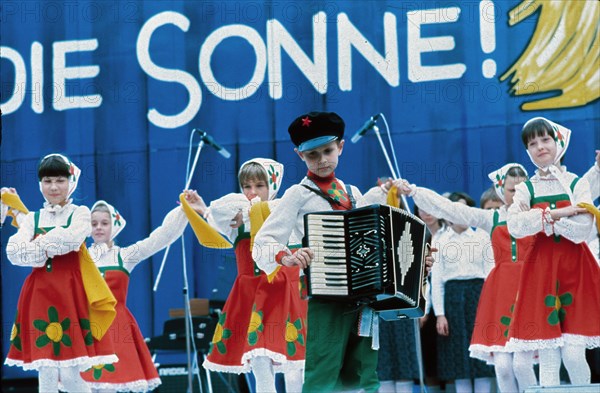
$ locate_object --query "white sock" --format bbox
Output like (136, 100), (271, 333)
(395, 380), (414, 393)
(38, 367), (59, 393)
(59, 366), (91, 392)
(284, 369), (304, 393)
(250, 356), (276, 393)
(513, 351), (537, 392)
(474, 377), (492, 393)
(454, 378), (472, 393)
(493, 352), (518, 393)
(378, 380), (395, 393)
(561, 345), (591, 385)
(538, 348), (561, 386)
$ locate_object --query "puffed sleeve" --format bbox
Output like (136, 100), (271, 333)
(357, 185), (387, 207)
(582, 163), (600, 201)
(412, 187), (494, 232)
(205, 193), (250, 242)
(253, 185), (306, 274)
(6, 212), (48, 267)
(553, 178), (594, 243)
(119, 207), (188, 271)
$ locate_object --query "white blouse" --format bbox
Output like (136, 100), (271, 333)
(7, 202), (91, 267)
(430, 226), (494, 316)
(507, 168), (593, 243)
(89, 207), (188, 273)
(253, 177), (387, 275)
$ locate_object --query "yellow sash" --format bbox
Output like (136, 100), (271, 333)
(179, 193), (232, 249)
(79, 245), (117, 340)
(249, 202), (281, 282)
(577, 202), (600, 234)
(1, 192), (30, 228)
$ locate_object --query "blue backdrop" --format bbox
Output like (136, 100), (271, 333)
(2, 0), (598, 379)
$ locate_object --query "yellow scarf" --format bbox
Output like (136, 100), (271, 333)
(578, 202), (600, 234)
(79, 244), (117, 340)
(1, 192), (30, 228)
(179, 193), (232, 249)
(249, 201), (281, 282)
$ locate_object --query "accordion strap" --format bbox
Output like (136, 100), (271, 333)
(301, 183), (357, 209)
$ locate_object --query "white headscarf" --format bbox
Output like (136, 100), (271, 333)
(39, 153), (81, 204)
(488, 163), (528, 203)
(523, 117), (574, 202)
(91, 200), (127, 241)
(238, 158), (284, 201)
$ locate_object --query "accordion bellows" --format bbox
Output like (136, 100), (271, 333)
(303, 204), (428, 319)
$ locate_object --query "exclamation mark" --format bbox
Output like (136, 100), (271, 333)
(480, 0), (497, 78)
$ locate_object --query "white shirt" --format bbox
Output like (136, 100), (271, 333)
(89, 207), (188, 273)
(430, 226), (494, 316)
(253, 177), (387, 274)
(7, 202), (90, 267)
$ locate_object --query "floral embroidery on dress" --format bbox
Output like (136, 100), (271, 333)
(210, 312), (232, 355)
(33, 306), (72, 356)
(500, 304), (514, 338)
(544, 281), (572, 325)
(284, 314), (304, 356)
(89, 363), (115, 380)
(247, 304), (264, 346)
(10, 313), (22, 351)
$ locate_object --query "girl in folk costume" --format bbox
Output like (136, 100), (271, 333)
(81, 191), (203, 392)
(5, 154), (117, 393)
(506, 117), (600, 387)
(201, 158), (306, 393)
(407, 190), (496, 393)
(399, 165), (538, 392)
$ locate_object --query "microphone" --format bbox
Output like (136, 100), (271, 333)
(195, 130), (231, 159)
(351, 114), (381, 143)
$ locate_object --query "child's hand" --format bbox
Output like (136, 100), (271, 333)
(391, 179), (412, 195)
(436, 315), (449, 336)
(230, 210), (243, 228)
(1, 187), (17, 195)
(183, 189), (207, 215)
(281, 247), (314, 269)
(424, 247), (436, 274)
(550, 206), (589, 220)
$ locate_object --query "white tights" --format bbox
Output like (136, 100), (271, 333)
(39, 366), (91, 393)
(454, 377), (492, 393)
(283, 368), (304, 393)
(539, 346), (590, 386)
(251, 356), (276, 393)
(494, 351), (537, 392)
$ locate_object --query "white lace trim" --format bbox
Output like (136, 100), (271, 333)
(5, 354), (118, 371)
(506, 334), (600, 351)
(241, 348), (304, 373)
(86, 377), (162, 392)
(202, 358), (250, 374)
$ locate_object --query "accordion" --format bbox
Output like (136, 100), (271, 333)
(303, 204), (428, 319)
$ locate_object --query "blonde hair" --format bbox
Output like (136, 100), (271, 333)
(238, 162), (267, 186)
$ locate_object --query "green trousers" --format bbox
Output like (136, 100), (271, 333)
(302, 299), (379, 393)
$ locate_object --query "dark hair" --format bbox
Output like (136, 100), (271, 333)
(448, 191), (475, 207)
(506, 165), (527, 178)
(521, 118), (556, 147)
(38, 155), (70, 180)
(479, 186), (501, 207)
(413, 204), (445, 228)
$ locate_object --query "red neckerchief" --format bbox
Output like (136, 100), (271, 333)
(307, 171), (352, 211)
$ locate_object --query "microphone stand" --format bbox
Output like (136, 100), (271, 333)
(153, 129), (206, 393)
(353, 114), (427, 393)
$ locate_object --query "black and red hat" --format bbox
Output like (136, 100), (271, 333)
(288, 111), (345, 152)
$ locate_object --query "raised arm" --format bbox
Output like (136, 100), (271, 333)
(119, 206), (188, 271)
(582, 151), (600, 201)
(408, 186), (494, 232)
(205, 193), (251, 242)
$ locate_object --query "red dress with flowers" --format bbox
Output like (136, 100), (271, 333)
(506, 187), (600, 350)
(81, 259), (161, 391)
(203, 228), (307, 373)
(469, 211), (536, 364)
(6, 211), (117, 371)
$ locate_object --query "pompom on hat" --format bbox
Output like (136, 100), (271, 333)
(288, 111), (345, 152)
